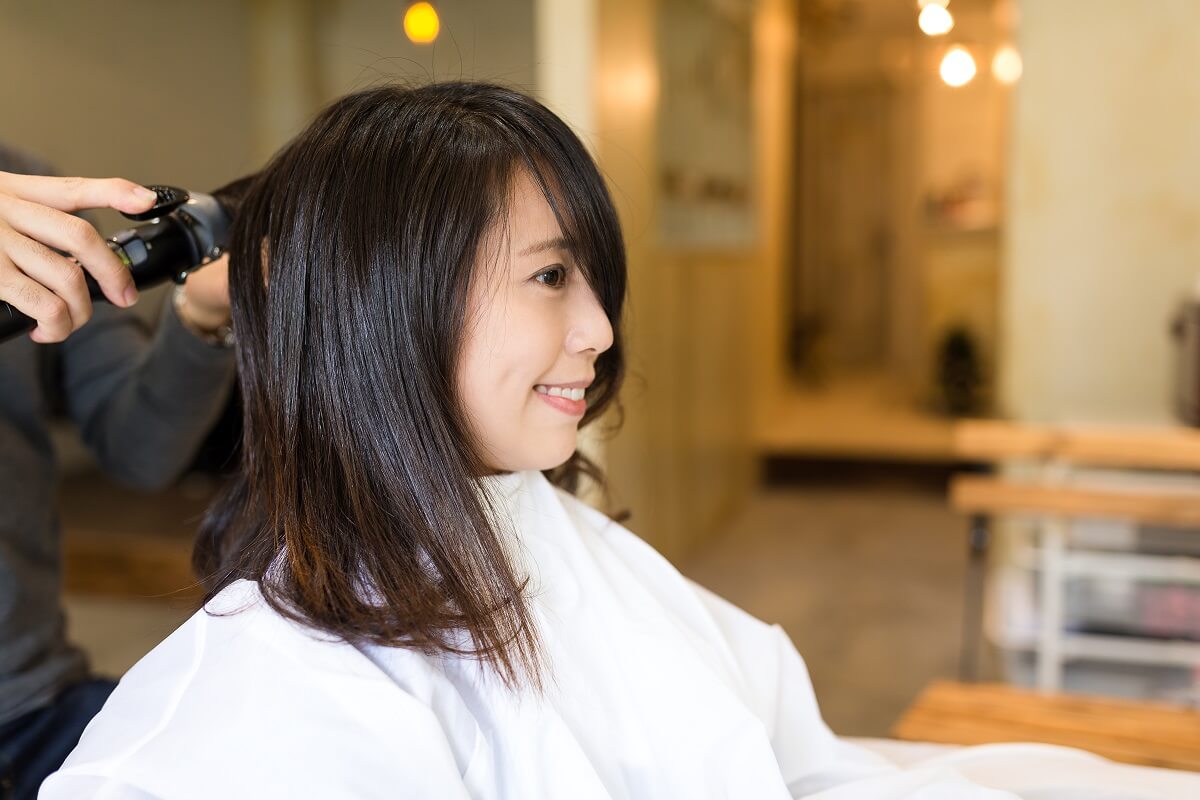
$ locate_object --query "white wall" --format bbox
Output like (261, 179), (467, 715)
(1001, 0), (1200, 424)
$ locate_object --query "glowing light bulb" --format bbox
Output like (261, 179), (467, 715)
(404, 2), (440, 44)
(940, 46), (976, 87)
(919, 3), (954, 36)
(992, 44), (1023, 84)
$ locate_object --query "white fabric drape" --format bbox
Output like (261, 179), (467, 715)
(42, 471), (1200, 798)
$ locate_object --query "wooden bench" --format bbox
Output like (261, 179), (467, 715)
(894, 680), (1200, 772)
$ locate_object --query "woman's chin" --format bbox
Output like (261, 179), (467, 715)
(502, 439), (578, 474)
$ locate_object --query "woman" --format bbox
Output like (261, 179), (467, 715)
(42, 83), (1200, 799)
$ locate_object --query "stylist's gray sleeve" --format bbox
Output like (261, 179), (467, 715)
(59, 294), (236, 490)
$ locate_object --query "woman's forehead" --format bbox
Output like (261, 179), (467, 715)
(504, 171), (566, 256)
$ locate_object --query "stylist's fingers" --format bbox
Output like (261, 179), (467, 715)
(0, 193), (137, 308)
(0, 171), (157, 216)
(0, 250), (75, 344)
(0, 227), (93, 336)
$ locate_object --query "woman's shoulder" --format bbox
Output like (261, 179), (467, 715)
(529, 472), (634, 538)
(69, 580), (413, 736)
(538, 474), (678, 570)
(536, 472), (786, 647)
(47, 580), (473, 797)
(130, 579), (461, 707)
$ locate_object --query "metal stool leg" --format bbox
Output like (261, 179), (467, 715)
(960, 513), (990, 681)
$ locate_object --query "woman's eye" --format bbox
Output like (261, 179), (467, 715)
(535, 265), (567, 289)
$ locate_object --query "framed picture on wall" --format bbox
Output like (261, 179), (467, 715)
(657, 0), (756, 250)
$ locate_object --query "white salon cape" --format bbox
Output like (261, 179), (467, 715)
(43, 471), (1200, 799)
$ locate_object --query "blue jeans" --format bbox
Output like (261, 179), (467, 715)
(0, 678), (116, 800)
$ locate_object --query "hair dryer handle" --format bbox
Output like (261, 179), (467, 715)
(0, 242), (142, 343)
(0, 302), (35, 340)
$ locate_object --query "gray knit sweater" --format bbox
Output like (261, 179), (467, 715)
(0, 144), (236, 725)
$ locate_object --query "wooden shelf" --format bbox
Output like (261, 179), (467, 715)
(955, 420), (1200, 470)
(951, 475), (1200, 528)
(754, 374), (956, 462)
(952, 422), (1200, 693)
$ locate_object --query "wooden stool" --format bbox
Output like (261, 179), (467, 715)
(893, 680), (1200, 772)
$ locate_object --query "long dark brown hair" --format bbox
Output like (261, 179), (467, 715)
(195, 82), (626, 688)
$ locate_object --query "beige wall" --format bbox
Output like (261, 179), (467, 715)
(534, 0), (595, 141)
(0, 1), (257, 206)
(318, 0), (536, 101)
(0, 1), (536, 198)
(748, 0), (798, 427)
(1001, 0), (1200, 424)
(252, 0), (538, 162)
(596, 0), (757, 560)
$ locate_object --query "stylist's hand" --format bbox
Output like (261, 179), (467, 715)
(0, 171), (157, 343)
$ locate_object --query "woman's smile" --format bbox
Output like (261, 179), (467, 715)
(534, 383), (588, 416)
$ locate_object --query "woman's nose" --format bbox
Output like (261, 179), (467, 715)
(567, 285), (614, 356)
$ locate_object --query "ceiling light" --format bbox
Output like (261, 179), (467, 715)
(940, 46), (976, 87)
(403, 2), (440, 45)
(919, 4), (954, 36)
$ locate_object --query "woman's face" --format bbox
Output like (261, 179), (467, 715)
(457, 170), (614, 473)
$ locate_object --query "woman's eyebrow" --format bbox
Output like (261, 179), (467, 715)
(518, 236), (570, 257)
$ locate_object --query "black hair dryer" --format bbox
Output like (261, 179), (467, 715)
(0, 185), (231, 343)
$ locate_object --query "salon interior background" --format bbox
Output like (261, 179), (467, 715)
(6, 0), (1200, 733)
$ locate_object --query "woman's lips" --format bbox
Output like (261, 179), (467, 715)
(533, 386), (587, 416)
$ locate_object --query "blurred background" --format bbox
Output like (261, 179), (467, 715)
(6, 0), (1200, 738)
